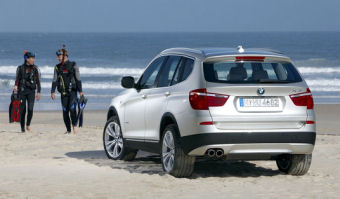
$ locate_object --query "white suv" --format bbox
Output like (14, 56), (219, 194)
(103, 47), (316, 177)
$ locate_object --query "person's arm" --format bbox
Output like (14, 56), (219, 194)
(51, 66), (58, 93)
(13, 65), (21, 91)
(34, 67), (41, 93)
(51, 66), (58, 100)
(34, 66), (41, 101)
(73, 62), (83, 95)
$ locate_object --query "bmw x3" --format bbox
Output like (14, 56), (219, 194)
(103, 46), (316, 177)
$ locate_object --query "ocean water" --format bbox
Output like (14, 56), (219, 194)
(0, 32), (340, 111)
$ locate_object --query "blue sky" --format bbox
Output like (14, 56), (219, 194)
(0, 0), (339, 32)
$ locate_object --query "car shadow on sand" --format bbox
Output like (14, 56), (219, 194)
(65, 150), (281, 178)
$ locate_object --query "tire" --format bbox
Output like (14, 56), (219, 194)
(276, 154), (312, 175)
(103, 116), (137, 161)
(161, 124), (195, 177)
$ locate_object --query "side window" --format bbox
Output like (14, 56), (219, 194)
(157, 56), (181, 87)
(181, 58), (194, 81)
(139, 56), (166, 89)
(171, 57), (194, 85)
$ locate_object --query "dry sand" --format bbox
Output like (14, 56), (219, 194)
(0, 104), (339, 199)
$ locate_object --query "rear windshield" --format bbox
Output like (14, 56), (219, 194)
(203, 61), (302, 84)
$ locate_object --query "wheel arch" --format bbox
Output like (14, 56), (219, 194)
(160, 112), (181, 139)
(107, 106), (119, 121)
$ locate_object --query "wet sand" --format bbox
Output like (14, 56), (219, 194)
(0, 104), (339, 198)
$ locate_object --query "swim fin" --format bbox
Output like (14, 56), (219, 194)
(9, 91), (21, 123)
(75, 95), (88, 127)
(79, 108), (83, 127)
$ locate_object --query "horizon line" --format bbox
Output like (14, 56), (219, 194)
(0, 30), (340, 34)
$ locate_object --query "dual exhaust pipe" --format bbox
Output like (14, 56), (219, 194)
(207, 148), (224, 158)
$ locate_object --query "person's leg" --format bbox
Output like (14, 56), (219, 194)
(20, 94), (27, 132)
(69, 92), (78, 133)
(61, 95), (72, 133)
(26, 91), (35, 131)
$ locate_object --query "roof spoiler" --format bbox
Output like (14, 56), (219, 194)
(247, 48), (283, 55)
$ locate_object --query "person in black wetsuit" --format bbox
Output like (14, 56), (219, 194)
(51, 48), (84, 134)
(13, 51), (41, 133)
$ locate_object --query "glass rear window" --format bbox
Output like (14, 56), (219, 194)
(203, 61), (302, 84)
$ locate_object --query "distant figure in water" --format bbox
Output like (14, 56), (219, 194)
(51, 46), (84, 134)
(13, 51), (41, 133)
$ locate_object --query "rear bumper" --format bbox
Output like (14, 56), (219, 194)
(180, 132), (316, 156)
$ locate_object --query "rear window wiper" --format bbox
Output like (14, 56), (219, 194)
(258, 79), (291, 83)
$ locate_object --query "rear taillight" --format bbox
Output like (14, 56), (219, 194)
(189, 88), (229, 110)
(289, 88), (314, 109)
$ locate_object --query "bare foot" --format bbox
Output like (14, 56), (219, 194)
(64, 131), (71, 134)
(26, 126), (31, 132)
(73, 126), (79, 134)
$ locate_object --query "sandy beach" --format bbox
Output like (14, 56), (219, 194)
(0, 104), (339, 199)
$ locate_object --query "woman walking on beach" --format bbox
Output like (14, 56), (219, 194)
(13, 51), (41, 133)
(51, 47), (84, 134)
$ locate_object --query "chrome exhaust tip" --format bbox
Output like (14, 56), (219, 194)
(207, 149), (216, 157)
(216, 149), (224, 158)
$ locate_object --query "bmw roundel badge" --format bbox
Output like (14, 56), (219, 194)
(257, 88), (265, 95)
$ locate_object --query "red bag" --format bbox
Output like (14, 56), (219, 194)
(9, 92), (21, 123)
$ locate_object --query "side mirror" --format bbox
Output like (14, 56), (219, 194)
(121, 76), (135, 89)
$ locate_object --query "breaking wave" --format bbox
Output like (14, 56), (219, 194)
(0, 65), (144, 76)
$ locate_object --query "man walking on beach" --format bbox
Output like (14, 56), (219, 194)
(51, 47), (84, 134)
(13, 51), (41, 133)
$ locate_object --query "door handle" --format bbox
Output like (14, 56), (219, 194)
(141, 94), (147, 99)
(164, 91), (171, 97)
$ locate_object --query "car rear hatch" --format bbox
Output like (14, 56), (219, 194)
(202, 55), (312, 131)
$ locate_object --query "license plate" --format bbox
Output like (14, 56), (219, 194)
(239, 97), (279, 107)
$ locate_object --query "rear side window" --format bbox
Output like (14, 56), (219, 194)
(203, 61), (302, 84)
(157, 56), (181, 87)
(171, 58), (194, 85)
